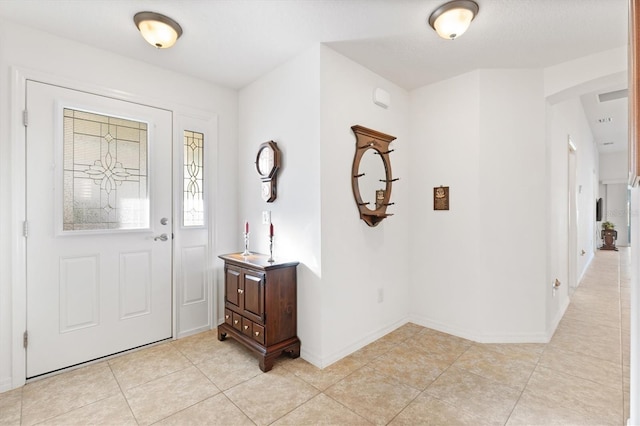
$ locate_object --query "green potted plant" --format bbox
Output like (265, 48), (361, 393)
(602, 221), (615, 230)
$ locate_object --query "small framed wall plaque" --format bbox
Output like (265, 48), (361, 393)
(434, 186), (449, 210)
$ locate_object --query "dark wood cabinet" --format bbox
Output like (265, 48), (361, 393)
(218, 253), (300, 372)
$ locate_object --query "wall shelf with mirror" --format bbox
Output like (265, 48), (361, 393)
(350, 125), (398, 227)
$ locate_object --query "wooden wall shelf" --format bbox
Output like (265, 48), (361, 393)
(350, 125), (397, 227)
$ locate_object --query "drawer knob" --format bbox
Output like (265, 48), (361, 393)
(234, 320), (239, 324)
(244, 325), (249, 330)
(237, 288), (244, 294)
(254, 331), (260, 336)
(225, 315), (229, 319)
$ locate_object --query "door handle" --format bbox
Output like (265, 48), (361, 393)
(154, 233), (168, 241)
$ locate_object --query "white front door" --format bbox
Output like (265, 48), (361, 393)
(26, 81), (173, 378)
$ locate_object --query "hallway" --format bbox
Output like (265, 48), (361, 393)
(0, 249), (630, 425)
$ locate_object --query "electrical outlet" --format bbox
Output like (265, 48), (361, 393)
(377, 288), (384, 303)
(262, 210), (271, 224)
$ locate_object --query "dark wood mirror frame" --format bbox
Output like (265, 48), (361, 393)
(630, 0), (639, 186)
(350, 125), (398, 227)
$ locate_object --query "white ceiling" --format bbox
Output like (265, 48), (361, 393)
(0, 0), (630, 153)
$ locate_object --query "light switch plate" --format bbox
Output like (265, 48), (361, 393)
(262, 210), (271, 224)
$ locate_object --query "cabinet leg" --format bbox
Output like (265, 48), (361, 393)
(217, 329), (227, 341)
(259, 357), (274, 372)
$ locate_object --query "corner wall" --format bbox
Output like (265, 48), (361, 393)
(545, 97), (599, 329)
(319, 45), (411, 365)
(238, 47), (323, 363)
(477, 69), (547, 340)
(408, 71), (483, 337)
(600, 152), (630, 247)
(409, 69), (547, 342)
(238, 45), (411, 367)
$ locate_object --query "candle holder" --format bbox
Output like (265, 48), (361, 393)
(268, 236), (274, 262)
(242, 231), (251, 256)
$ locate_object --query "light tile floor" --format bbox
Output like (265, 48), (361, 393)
(0, 248), (630, 425)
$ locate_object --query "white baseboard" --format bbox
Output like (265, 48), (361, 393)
(299, 349), (322, 369)
(577, 252), (595, 284)
(0, 377), (13, 393)
(176, 324), (213, 339)
(547, 296), (570, 341)
(315, 317), (410, 369)
(409, 314), (549, 343)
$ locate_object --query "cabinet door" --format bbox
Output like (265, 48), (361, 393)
(225, 266), (241, 309)
(243, 271), (264, 323)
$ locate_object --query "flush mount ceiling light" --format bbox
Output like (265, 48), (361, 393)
(428, 0), (479, 40)
(134, 11), (183, 49)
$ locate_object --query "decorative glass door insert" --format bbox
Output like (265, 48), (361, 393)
(183, 130), (204, 227)
(63, 108), (149, 231)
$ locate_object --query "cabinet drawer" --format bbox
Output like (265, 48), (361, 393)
(224, 309), (233, 326)
(242, 317), (253, 337)
(252, 323), (265, 345)
(232, 312), (242, 331)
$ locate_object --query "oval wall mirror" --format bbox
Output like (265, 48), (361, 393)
(357, 148), (386, 208)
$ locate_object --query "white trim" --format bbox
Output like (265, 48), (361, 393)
(546, 296), (570, 341)
(410, 314), (551, 343)
(173, 112), (218, 338)
(9, 66), (218, 390)
(10, 66), (27, 390)
(577, 248), (595, 284)
(317, 317), (410, 369)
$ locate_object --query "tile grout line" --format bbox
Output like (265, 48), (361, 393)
(319, 337), (408, 426)
(107, 361), (140, 425)
(180, 339), (260, 425)
(504, 250), (626, 425)
(147, 347), (230, 425)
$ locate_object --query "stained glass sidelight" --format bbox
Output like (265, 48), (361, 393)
(183, 130), (204, 227)
(63, 108), (149, 231)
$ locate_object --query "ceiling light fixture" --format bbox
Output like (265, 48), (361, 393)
(428, 0), (479, 40)
(134, 11), (183, 49)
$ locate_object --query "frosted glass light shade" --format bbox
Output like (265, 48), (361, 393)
(429, 1), (478, 40)
(134, 12), (183, 49)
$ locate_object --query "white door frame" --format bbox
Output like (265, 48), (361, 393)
(568, 136), (578, 289)
(10, 66), (217, 388)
